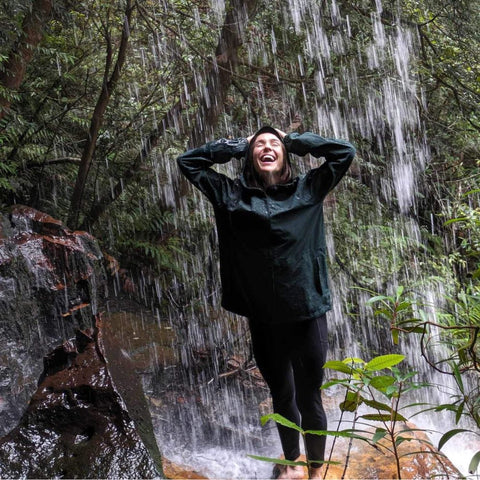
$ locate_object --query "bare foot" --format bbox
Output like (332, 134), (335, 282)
(309, 466), (323, 479)
(273, 463), (305, 479)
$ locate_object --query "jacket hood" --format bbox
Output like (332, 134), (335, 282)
(243, 126), (293, 189)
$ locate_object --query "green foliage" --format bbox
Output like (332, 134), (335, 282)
(253, 353), (434, 477)
(323, 354), (436, 478)
(443, 190), (480, 280)
(367, 286), (480, 474)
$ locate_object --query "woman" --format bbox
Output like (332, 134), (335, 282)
(177, 126), (355, 479)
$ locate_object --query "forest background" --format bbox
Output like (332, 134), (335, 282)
(0, 0), (479, 471)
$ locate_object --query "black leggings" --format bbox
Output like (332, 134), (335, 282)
(249, 316), (328, 469)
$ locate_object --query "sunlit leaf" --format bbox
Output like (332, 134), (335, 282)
(343, 357), (365, 365)
(323, 360), (354, 375)
(365, 354), (405, 371)
(369, 375), (396, 391)
(261, 413), (304, 432)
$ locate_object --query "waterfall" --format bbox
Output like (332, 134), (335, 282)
(137, 0), (480, 477)
(133, 0), (478, 477)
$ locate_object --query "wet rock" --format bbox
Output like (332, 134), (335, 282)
(0, 205), (105, 435)
(272, 425), (461, 480)
(0, 324), (164, 479)
(162, 458), (206, 479)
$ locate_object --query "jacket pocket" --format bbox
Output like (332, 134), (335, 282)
(315, 252), (329, 296)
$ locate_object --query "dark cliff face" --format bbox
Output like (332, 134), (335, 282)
(0, 326), (163, 479)
(0, 206), (164, 478)
(0, 205), (106, 436)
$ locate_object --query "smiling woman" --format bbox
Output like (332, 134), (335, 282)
(246, 127), (293, 188)
(177, 126), (355, 479)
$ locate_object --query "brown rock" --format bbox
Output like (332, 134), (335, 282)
(163, 457), (207, 479)
(0, 324), (163, 479)
(271, 424), (461, 479)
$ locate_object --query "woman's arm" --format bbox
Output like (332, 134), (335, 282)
(284, 132), (355, 195)
(177, 138), (248, 205)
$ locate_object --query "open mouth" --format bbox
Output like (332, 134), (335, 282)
(260, 154), (275, 163)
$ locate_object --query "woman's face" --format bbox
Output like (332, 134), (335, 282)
(251, 133), (285, 184)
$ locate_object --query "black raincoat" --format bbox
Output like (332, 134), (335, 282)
(177, 132), (355, 324)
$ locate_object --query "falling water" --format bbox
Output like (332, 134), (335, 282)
(125, 0), (475, 477)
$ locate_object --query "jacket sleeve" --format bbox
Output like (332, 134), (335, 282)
(177, 138), (248, 206)
(284, 132), (355, 197)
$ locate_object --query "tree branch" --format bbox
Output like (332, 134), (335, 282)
(82, 0), (260, 229)
(67, 1), (135, 229)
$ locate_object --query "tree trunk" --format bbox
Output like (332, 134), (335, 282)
(67, 1), (134, 229)
(190, 0), (258, 146)
(0, 0), (53, 121)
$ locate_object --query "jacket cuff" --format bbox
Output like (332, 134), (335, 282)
(208, 137), (249, 161)
(283, 132), (299, 153)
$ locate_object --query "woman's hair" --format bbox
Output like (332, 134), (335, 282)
(243, 126), (293, 189)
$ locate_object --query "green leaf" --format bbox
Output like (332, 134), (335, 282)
(303, 429), (368, 442)
(438, 429), (470, 450)
(261, 413), (304, 433)
(340, 392), (363, 412)
(343, 357), (366, 365)
(469, 451), (480, 474)
(444, 216), (469, 226)
(395, 301), (411, 312)
(395, 285), (404, 300)
(366, 295), (390, 304)
(323, 360), (354, 375)
(374, 308), (393, 318)
(372, 428), (387, 443)
(321, 379), (347, 389)
(247, 455), (308, 466)
(463, 189), (480, 196)
(391, 328), (399, 345)
(405, 326), (426, 334)
(452, 363), (465, 394)
(455, 401), (465, 424)
(363, 398), (394, 413)
(369, 375), (396, 391)
(361, 412), (408, 422)
(395, 436), (412, 447)
(365, 354), (405, 371)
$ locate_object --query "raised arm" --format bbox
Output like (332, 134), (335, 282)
(284, 131), (355, 196)
(177, 138), (248, 206)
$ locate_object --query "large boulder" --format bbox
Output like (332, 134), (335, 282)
(0, 205), (105, 435)
(0, 324), (164, 478)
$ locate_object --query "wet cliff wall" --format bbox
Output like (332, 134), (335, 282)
(0, 205), (106, 436)
(0, 206), (105, 436)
